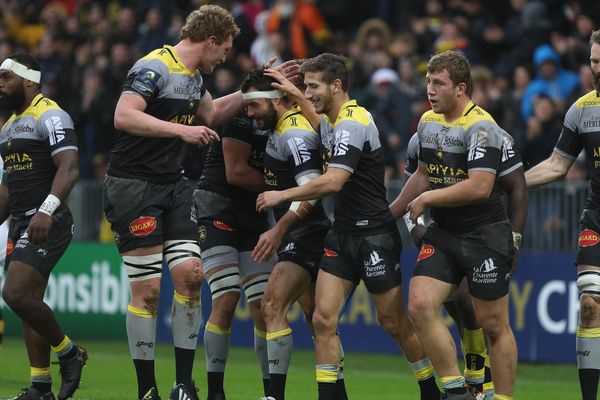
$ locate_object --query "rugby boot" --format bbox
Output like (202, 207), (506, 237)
(441, 389), (479, 399)
(56, 345), (88, 400)
(169, 382), (199, 400)
(10, 387), (56, 400)
(141, 387), (161, 400)
(467, 384), (485, 400)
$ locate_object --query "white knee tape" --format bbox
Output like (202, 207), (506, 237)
(243, 274), (270, 303)
(164, 240), (200, 270)
(123, 253), (163, 281)
(577, 270), (600, 297)
(208, 267), (241, 299)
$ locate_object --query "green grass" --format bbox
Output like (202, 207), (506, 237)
(0, 337), (579, 399)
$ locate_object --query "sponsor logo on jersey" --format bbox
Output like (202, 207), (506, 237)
(128, 216), (157, 236)
(213, 220), (236, 231)
(579, 229), (600, 247)
(45, 116), (66, 145)
(131, 68), (161, 97)
(198, 225), (207, 242)
(472, 258), (500, 284)
(333, 129), (350, 156)
(6, 238), (13, 255)
(416, 244), (435, 261)
(288, 137), (311, 166)
(14, 124), (34, 133)
(323, 248), (338, 257)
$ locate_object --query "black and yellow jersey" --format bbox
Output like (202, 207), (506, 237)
(264, 106), (326, 221)
(0, 93), (78, 217)
(555, 90), (600, 209)
(417, 101), (507, 232)
(108, 45), (208, 184)
(198, 113), (268, 205)
(320, 100), (393, 234)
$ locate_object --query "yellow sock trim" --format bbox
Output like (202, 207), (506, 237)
(316, 369), (338, 383)
(254, 327), (267, 339)
(174, 291), (200, 307)
(413, 365), (434, 381)
(206, 321), (231, 335)
(30, 367), (51, 377)
(483, 382), (495, 392)
(127, 304), (156, 318)
(494, 395), (512, 400)
(440, 375), (464, 385)
(0, 320), (4, 333)
(51, 336), (70, 353)
(464, 368), (485, 380)
(266, 328), (292, 341)
(577, 327), (600, 338)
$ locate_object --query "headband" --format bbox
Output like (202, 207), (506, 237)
(241, 90), (284, 101)
(0, 58), (41, 83)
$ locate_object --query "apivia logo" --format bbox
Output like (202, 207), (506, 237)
(334, 130), (350, 156)
(45, 116), (65, 145)
(288, 137), (311, 166)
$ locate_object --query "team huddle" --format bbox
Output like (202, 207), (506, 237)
(1, 4), (600, 400)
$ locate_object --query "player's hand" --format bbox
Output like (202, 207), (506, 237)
(252, 227), (284, 263)
(178, 125), (220, 146)
(272, 59), (301, 82)
(256, 191), (286, 212)
(407, 193), (429, 223)
(26, 212), (53, 245)
(264, 68), (305, 102)
(410, 224), (427, 248)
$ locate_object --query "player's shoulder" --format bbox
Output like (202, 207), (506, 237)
(276, 108), (316, 137)
(420, 109), (443, 124)
(462, 103), (497, 131)
(136, 46), (190, 76)
(29, 95), (71, 124)
(336, 100), (372, 127)
(574, 90), (600, 109)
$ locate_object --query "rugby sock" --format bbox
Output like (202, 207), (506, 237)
(483, 354), (495, 399)
(254, 327), (270, 394)
(409, 358), (440, 400)
(266, 328), (293, 399)
(462, 328), (486, 388)
(316, 364), (338, 400)
(577, 327), (600, 400)
(205, 321), (231, 398)
(31, 366), (52, 394)
(51, 335), (76, 360)
(441, 375), (466, 395)
(335, 341), (348, 400)
(171, 291), (201, 388)
(127, 304), (157, 399)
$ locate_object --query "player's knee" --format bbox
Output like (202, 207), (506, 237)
(1, 284), (22, 311)
(479, 314), (509, 341)
(260, 292), (280, 324)
(174, 259), (203, 294)
(407, 296), (432, 327)
(211, 291), (240, 324)
(580, 295), (600, 327)
(141, 287), (161, 314)
(377, 313), (402, 337)
(312, 308), (337, 335)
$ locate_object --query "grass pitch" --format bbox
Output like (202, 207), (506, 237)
(0, 338), (579, 399)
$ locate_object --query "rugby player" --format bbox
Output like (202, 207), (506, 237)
(0, 53), (87, 400)
(256, 53), (439, 400)
(193, 105), (273, 400)
(524, 30), (600, 400)
(397, 129), (527, 399)
(241, 68), (331, 400)
(393, 50), (518, 400)
(105, 6), (239, 400)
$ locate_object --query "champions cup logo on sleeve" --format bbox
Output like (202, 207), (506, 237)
(416, 244), (435, 261)
(578, 229), (600, 247)
(6, 238), (14, 255)
(128, 216), (157, 236)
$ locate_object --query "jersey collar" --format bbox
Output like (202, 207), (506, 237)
(325, 99), (357, 126)
(275, 106), (301, 132)
(163, 45), (197, 76)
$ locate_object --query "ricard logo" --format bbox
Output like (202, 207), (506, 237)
(578, 229), (600, 247)
(128, 216), (157, 236)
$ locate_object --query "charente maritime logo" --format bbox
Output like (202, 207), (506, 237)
(472, 258), (499, 284)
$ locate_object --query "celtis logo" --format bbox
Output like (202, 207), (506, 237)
(6, 238), (13, 255)
(324, 248), (338, 257)
(213, 220), (236, 231)
(579, 229), (600, 247)
(14, 124), (34, 133)
(128, 216), (157, 236)
(417, 245), (435, 261)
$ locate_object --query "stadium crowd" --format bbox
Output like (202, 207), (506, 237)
(0, 0), (598, 180)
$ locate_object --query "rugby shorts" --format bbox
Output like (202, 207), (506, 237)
(576, 208), (600, 267)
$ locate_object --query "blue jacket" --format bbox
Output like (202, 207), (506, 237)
(521, 44), (579, 120)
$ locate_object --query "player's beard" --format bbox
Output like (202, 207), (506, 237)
(593, 71), (600, 94)
(261, 101), (278, 130)
(0, 83), (25, 112)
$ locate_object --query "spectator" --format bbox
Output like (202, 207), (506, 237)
(521, 95), (563, 168)
(521, 43), (579, 120)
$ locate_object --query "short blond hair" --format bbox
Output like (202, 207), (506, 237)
(591, 29), (600, 46)
(180, 5), (240, 44)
